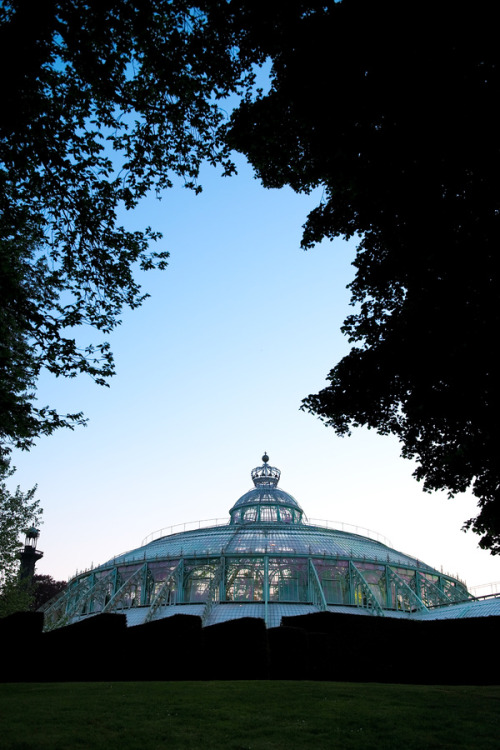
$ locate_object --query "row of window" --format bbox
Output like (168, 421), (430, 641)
(230, 506), (301, 524)
(74, 560), (467, 614)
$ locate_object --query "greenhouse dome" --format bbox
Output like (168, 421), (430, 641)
(43, 454), (478, 630)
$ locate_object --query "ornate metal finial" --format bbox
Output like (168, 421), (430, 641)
(252, 454), (280, 487)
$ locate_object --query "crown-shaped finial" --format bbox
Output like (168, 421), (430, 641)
(251, 454), (280, 487)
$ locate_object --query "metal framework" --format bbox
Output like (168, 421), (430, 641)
(42, 577), (91, 631)
(101, 564), (148, 614)
(44, 455), (473, 630)
(414, 571), (474, 608)
(145, 560), (182, 623)
(309, 559), (328, 611)
(350, 562), (385, 616)
(387, 566), (428, 613)
(201, 559), (225, 626)
(47, 553), (472, 628)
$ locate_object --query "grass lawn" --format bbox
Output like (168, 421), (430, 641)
(0, 681), (499, 750)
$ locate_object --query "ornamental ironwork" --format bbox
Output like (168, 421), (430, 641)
(41, 455), (474, 630)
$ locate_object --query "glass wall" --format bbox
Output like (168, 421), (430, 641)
(226, 558), (264, 601)
(61, 555), (469, 625)
(268, 558), (308, 602)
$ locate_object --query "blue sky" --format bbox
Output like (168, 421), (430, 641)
(9, 154), (498, 592)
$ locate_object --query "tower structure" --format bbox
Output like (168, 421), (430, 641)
(18, 527), (43, 582)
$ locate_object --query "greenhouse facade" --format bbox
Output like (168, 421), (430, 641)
(43, 454), (477, 630)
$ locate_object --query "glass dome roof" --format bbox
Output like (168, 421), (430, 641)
(43, 452), (473, 632)
(229, 453), (304, 525)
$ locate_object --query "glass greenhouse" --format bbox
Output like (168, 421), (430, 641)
(43, 454), (475, 630)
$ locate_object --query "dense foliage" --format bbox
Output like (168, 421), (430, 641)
(0, 468), (41, 616)
(0, 0), (254, 466)
(31, 574), (67, 611)
(227, 1), (500, 552)
(2, 0), (500, 552)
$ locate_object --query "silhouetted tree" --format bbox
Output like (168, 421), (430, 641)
(0, 0), (254, 466)
(4, 0), (500, 553)
(228, 1), (500, 552)
(31, 575), (66, 611)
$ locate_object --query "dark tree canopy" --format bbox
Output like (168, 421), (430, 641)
(0, 0), (254, 466)
(3, 0), (500, 554)
(31, 574), (67, 611)
(227, 1), (500, 552)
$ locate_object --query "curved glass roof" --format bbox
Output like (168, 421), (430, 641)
(104, 522), (435, 573)
(229, 453), (304, 524)
(44, 453), (473, 633)
(94, 454), (436, 573)
(231, 488), (302, 511)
